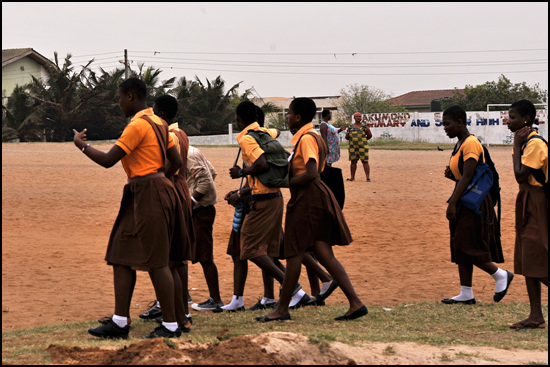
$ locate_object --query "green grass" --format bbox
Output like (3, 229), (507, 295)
(2, 302), (547, 365)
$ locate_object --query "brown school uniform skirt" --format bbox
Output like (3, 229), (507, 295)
(191, 205), (216, 263)
(514, 183), (548, 278)
(239, 194), (284, 260)
(172, 173), (196, 264)
(105, 176), (189, 270)
(283, 178), (352, 259)
(449, 195), (503, 265)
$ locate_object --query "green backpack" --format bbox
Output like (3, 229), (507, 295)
(246, 130), (290, 188)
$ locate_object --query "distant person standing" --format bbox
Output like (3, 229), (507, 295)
(319, 109), (343, 166)
(507, 99), (548, 330)
(345, 112), (372, 182)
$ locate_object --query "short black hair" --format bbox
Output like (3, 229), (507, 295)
(255, 105), (265, 127)
(443, 105), (466, 124)
(322, 109), (331, 119)
(154, 95), (178, 120)
(236, 101), (258, 125)
(289, 97), (317, 124)
(510, 99), (536, 125)
(119, 77), (147, 100)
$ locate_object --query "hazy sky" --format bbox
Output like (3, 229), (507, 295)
(2, 2), (548, 99)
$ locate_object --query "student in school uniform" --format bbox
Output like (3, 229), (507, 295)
(153, 95), (195, 331)
(441, 105), (513, 306)
(225, 101), (310, 312)
(506, 99), (548, 330)
(74, 78), (186, 339)
(256, 97), (367, 322)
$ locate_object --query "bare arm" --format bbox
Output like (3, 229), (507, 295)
(320, 123), (328, 144)
(73, 128), (126, 168)
(165, 145), (183, 179)
(289, 158), (318, 186)
(512, 126), (533, 184)
(229, 154), (268, 179)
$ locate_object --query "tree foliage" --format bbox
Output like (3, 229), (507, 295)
(339, 84), (408, 115)
(439, 74), (548, 111)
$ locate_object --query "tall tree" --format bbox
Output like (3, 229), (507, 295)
(2, 84), (43, 142)
(339, 84), (407, 115)
(25, 52), (112, 141)
(440, 74), (548, 111)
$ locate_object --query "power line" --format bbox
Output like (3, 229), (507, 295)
(129, 48), (548, 56)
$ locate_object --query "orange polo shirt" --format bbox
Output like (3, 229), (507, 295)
(290, 123), (325, 176)
(236, 122), (280, 195)
(115, 108), (175, 178)
(518, 131), (548, 187)
(448, 135), (483, 180)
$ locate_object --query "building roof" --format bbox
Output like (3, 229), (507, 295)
(2, 48), (57, 69)
(388, 89), (464, 107)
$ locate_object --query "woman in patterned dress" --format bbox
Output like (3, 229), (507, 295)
(345, 112), (372, 181)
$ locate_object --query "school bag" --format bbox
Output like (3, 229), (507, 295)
(246, 130), (291, 188)
(521, 134), (549, 198)
(458, 137), (501, 210)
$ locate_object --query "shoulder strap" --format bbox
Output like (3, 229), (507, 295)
(141, 115), (169, 166)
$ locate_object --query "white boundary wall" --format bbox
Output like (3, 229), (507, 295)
(188, 109), (548, 146)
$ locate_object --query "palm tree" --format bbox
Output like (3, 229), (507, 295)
(25, 52), (113, 141)
(2, 84), (43, 142)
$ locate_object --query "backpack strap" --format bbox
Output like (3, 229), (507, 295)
(141, 115), (169, 167)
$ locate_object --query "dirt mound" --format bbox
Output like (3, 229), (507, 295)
(45, 332), (548, 365)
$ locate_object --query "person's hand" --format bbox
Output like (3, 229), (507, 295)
(446, 202), (457, 221)
(227, 191), (241, 206)
(73, 128), (87, 144)
(444, 166), (455, 180)
(229, 165), (242, 179)
(225, 189), (238, 202)
(513, 126), (531, 147)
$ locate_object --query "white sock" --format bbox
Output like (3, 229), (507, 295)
(112, 314), (128, 328)
(156, 301), (161, 308)
(320, 281), (333, 294)
(451, 286), (474, 301)
(222, 295), (244, 310)
(261, 297), (275, 305)
(290, 289), (306, 307)
(162, 321), (178, 332)
(492, 268), (508, 293)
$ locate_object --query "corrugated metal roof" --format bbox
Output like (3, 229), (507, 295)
(388, 89), (464, 107)
(2, 48), (57, 69)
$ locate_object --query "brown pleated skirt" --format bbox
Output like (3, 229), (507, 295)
(239, 195), (284, 260)
(514, 183), (548, 278)
(449, 195), (504, 264)
(105, 176), (190, 270)
(282, 178), (352, 259)
(172, 174), (196, 263)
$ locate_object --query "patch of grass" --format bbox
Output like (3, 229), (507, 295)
(2, 302), (547, 365)
(382, 345), (396, 355)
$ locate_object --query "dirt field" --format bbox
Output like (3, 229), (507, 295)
(2, 142), (547, 364)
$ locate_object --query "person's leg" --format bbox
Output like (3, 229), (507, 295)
(200, 261), (222, 304)
(175, 263), (190, 316)
(249, 255), (285, 284)
(233, 256), (248, 297)
(313, 241), (363, 315)
(262, 269), (275, 300)
(263, 253), (305, 319)
(113, 265), (136, 318)
(148, 266), (176, 323)
(303, 253), (333, 297)
(362, 161), (370, 181)
(348, 160), (357, 181)
(170, 266), (187, 325)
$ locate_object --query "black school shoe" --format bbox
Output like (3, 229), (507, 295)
(289, 293), (312, 310)
(494, 271), (514, 303)
(139, 300), (162, 319)
(334, 305), (368, 321)
(143, 325), (182, 339)
(88, 320), (130, 340)
(441, 297), (476, 304)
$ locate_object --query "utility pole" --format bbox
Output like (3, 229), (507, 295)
(124, 49), (129, 79)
